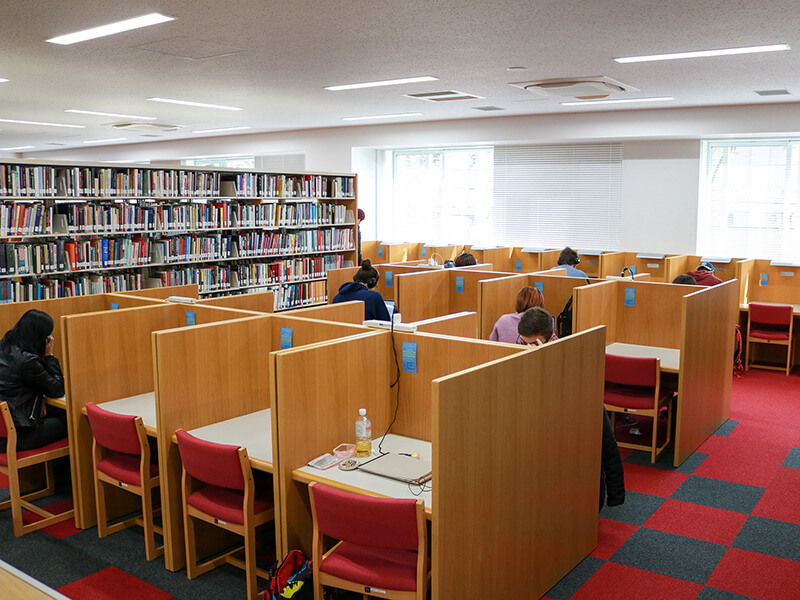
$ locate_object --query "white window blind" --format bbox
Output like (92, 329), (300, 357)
(493, 144), (623, 249)
(698, 140), (800, 261)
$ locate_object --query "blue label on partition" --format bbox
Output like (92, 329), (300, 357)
(186, 311), (196, 326)
(280, 327), (293, 349)
(760, 273), (768, 286)
(629, 265), (636, 275)
(402, 342), (417, 373)
(624, 288), (635, 307)
(421, 247), (427, 258)
(110, 302), (119, 310)
(378, 247), (383, 257)
(515, 259), (522, 272)
(534, 281), (544, 294)
(455, 276), (465, 293)
(385, 271), (393, 287)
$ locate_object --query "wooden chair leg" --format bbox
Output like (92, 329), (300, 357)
(184, 513), (200, 579)
(244, 524), (259, 600)
(650, 413), (658, 464)
(9, 469), (24, 538)
(94, 478), (110, 538)
(142, 486), (163, 561)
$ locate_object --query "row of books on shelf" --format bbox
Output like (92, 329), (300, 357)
(272, 280), (327, 310)
(0, 272), (146, 302)
(1, 164), (354, 199)
(0, 238), (151, 275)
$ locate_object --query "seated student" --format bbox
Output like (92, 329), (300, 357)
(551, 247), (589, 278)
(0, 310), (67, 451)
(332, 259), (391, 321)
(685, 261), (722, 286)
(454, 252), (477, 267)
(489, 286), (545, 343)
(672, 274), (698, 285)
(516, 306), (559, 346)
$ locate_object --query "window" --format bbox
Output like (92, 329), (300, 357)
(182, 156), (255, 169)
(698, 141), (800, 261)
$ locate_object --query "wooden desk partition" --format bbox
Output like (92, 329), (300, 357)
(664, 255), (692, 283)
(597, 251), (629, 279)
(468, 247), (514, 272)
(477, 274), (528, 339)
(395, 270), (450, 322)
(539, 249), (561, 270)
(739, 259), (800, 305)
(574, 280), (619, 342)
(118, 283), (199, 300)
(325, 267), (360, 302)
(421, 244), (463, 262)
(736, 259), (756, 306)
(383, 242), (422, 263)
(412, 312), (477, 338)
(361, 240), (383, 264)
(197, 289), (274, 312)
(433, 326), (606, 598)
(289, 300), (364, 324)
(448, 269), (510, 317)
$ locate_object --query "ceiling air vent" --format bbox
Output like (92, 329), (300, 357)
(510, 76), (638, 99)
(473, 106), (505, 111)
(405, 90), (484, 102)
(111, 122), (182, 132)
(755, 89), (790, 96)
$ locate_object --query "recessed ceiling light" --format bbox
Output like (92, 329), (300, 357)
(0, 118), (84, 128)
(147, 97), (243, 111)
(325, 76), (438, 91)
(191, 126), (252, 134)
(65, 109), (157, 120)
(82, 138), (127, 144)
(506, 66), (528, 71)
(46, 13), (174, 45)
(561, 96), (674, 106)
(0, 145), (35, 151)
(342, 112), (423, 121)
(615, 43), (790, 63)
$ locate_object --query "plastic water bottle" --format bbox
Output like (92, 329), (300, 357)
(355, 408), (372, 457)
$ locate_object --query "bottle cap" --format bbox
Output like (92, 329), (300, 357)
(359, 408), (366, 416)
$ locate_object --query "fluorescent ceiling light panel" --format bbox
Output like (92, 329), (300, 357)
(147, 97), (243, 111)
(615, 43), (790, 63)
(182, 152), (252, 159)
(46, 13), (174, 45)
(0, 78), (9, 83)
(0, 146), (35, 151)
(191, 126), (252, 134)
(65, 109), (156, 120)
(325, 76), (438, 91)
(83, 138), (127, 144)
(0, 118), (84, 128)
(342, 112), (423, 121)
(561, 96), (674, 106)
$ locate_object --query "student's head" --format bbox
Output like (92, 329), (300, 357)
(454, 252), (477, 267)
(357, 208), (366, 224)
(697, 261), (715, 272)
(515, 286), (545, 313)
(1, 309), (54, 357)
(517, 307), (554, 346)
(557, 247), (580, 266)
(354, 259), (379, 288)
(673, 274), (697, 285)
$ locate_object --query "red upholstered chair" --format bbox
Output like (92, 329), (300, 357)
(308, 482), (428, 600)
(746, 303), (794, 375)
(0, 401), (74, 537)
(86, 402), (163, 560)
(604, 354), (673, 464)
(176, 429), (274, 600)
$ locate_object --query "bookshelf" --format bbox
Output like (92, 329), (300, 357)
(0, 161), (357, 310)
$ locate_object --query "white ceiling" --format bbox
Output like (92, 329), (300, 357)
(1, 0), (800, 152)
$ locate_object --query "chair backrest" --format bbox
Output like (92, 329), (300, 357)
(86, 402), (142, 455)
(749, 303), (793, 327)
(605, 354), (659, 388)
(176, 429), (245, 491)
(309, 482), (420, 551)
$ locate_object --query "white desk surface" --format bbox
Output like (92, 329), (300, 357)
(100, 392), (157, 433)
(606, 342), (680, 373)
(294, 433), (432, 513)
(187, 409), (272, 471)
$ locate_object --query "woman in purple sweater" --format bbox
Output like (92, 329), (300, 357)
(489, 286), (545, 343)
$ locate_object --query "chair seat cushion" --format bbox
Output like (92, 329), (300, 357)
(321, 541), (421, 592)
(97, 454), (158, 486)
(605, 385), (655, 410)
(188, 486), (273, 525)
(750, 328), (790, 341)
(0, 436), (69, 466)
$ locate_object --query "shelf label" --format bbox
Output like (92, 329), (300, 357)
(385, 271), (393, 287)
(421, 247), (427, 258)
(280, 327), (293, 349)
(515, 259), (522, 272)
(110, 302), (119, 310)
(455, 276), (465, 293)
(624, 288), (635, 307)
(402, 342), (417, 373)
(534, 281), (544, 294)
(760, 273), (769, 286)
(185, 311), (196, 326)
(378, 247), (383, 257)
(629, 265), (637, 275)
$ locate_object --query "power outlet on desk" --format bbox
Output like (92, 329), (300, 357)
(363, 320), (417, 332)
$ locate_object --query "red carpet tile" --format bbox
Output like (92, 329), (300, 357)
(618, 448), (633, 460)
(691, 435), (788, 487)
(568, 562), (702, 600)
(752, 467), (800, 526)
(644, 499), (748, 545)
(591, 518), (638, 560)
(20, 498), (80, 539)
(58, 567), (172, 600)
(706, 547), (800, 600)
(622, 462), (688, 497)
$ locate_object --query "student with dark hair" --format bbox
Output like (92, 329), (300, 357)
(686, 261), (722, 286)
(0, 309), (67, 451)
(454, 252), (477, 267)
(489, 286), (545, 343)
(517, 306), (558, 346)
(332, 259), (391, 321)
(551, 246), (589, 278)
(672, 274), (697, 285)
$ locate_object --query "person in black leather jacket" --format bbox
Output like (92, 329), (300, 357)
(600, 408), (626, 509)
(0, 309), (66, 452)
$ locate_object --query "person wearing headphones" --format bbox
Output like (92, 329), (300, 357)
(685, 261), (722, 286)
(332, 259), (391, 321)
(551, 246), (589, 278)
(454, 251), (477, 267)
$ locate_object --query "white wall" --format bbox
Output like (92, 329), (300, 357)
(23, 103), (800, 253)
